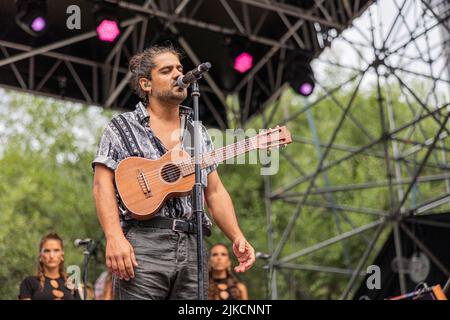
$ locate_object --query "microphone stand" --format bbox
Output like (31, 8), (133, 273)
(191, 80), (205, 300)
(80, 241), (95, 300)
(256, 252), (272, 300)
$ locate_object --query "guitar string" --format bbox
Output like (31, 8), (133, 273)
(137, 139), (255, 183)
(151, 138), (257, 180)
(141, 135), (286, 183)
(142, 134), (288, 182)
(142, 142), (250, 181)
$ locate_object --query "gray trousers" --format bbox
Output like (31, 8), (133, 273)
(113, 224), (209, 300)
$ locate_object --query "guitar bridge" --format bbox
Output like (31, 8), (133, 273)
(137, 169), (152, 198)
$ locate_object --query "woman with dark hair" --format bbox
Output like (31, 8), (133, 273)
(208, 243), (248, 300)
(19, 232), (81, 300)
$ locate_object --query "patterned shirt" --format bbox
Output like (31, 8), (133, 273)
(92, 102), (217, 229)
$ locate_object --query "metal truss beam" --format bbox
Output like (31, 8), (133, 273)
(400, 222), (450, 277)
(340, 221), (385, 299)
(261, 0), (450, 299)
(272, 102), (449, 198)
(0, 17), (143, 68)
(280, 219), (385, 263)
(109, 0), (295, 49)
(275, 263), (367, 276)
(281, 198), (389, 217)
(277, 174), (450, 198)
(230, 0), (347, 29)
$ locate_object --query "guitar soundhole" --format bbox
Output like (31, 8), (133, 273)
(161, 163), (181, 183)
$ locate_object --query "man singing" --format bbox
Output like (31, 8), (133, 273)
(92, 44), (255, 300)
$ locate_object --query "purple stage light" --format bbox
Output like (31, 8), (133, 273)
(234, 52), (253, 73)
(96, 19), (120, 42)
(299, 82), (314, 96)
(31, 16), (46, 32)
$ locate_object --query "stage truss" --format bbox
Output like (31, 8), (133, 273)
(257, 0), (450, 299)
(0, 0), (372, 128)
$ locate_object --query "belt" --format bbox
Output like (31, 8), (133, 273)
(122, 216), (211, 237)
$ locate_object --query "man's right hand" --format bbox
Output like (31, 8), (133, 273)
(93, 164), (138, 281)
(105, 235), (138, 281)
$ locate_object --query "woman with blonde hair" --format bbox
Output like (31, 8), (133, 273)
(19, 232), (80, 300)
(208, 243), (248, 300)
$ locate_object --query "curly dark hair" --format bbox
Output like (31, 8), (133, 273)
(128, 44), (183, 103)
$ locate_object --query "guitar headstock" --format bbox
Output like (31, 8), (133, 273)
(252, 125), (292, 150)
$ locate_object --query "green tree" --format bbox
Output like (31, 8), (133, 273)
(0, 91), (114, 299)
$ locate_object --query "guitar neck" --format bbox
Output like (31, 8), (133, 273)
(180, 137), (256, 175)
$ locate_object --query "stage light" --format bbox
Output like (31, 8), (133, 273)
(31, 16), (46, 32)
(93, 1), (121, 42)
(15, 0), (48, 36)
(234, 52), (253, 73)
(96, 19), (120, 42)
(284, 51), (315, 97)
(289, 65), (315, 97)
(299, 82), (314, 96)
(224, 36), (254, 75)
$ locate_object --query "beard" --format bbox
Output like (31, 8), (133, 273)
(152, 86), (187, 104)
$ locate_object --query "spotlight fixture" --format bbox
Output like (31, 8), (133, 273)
(233, 52), (254, 74)
(224, 36), (254, 74)
(15, 0), (48, 37)
(93, 1), (121, 42)
(299, 81), (314, 96)
(97, 19), (120, 42)
(284, 51), (315, 97)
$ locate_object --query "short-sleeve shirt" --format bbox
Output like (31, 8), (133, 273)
(92, 102), (217, 229)
(19, 276), (81, 300)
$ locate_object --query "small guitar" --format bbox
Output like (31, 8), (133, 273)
(115, 125), (292, 220)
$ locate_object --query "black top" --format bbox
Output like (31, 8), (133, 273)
(214, 278), (234, 300)
(19, 276), (81, 300)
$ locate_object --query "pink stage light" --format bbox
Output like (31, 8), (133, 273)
(299, 82), (314, 96)
(96, 19), (120, 42)
(233, 52), (253, 73)
(31, 16), (46, 33)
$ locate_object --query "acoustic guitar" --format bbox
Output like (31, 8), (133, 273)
(115, 125), (292, 220)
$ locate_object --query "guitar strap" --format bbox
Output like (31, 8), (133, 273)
(111, 115), (145, 158)
(183, 116), (196, 157)
(111, 115), (146, 220)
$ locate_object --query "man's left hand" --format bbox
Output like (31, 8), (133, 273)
(232, 237), (256, 273)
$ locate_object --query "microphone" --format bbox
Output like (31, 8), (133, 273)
(176, 62), (211, 88)
(74, 238), (92, 247)
(255, 252), (271, 260)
